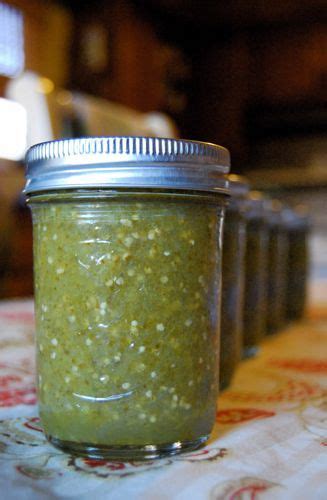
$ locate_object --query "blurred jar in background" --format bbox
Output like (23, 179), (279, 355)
(25, 137), (230, 460)
(243, 191), (269, 358)
(266, 200), (289, 334)
(285, 206), (310, 321)
(220, 174), (248, 390)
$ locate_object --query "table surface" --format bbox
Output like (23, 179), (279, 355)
(0, 297), (326, 500)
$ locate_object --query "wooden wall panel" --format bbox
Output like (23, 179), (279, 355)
(184, 35), (251, 167)
(251, 24), (327, 103)
(70, 0), (168, 112)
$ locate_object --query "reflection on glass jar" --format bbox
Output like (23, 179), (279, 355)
(25, 137), (230, 460)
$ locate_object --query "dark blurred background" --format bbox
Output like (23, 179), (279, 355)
(0, 0), (326, 298)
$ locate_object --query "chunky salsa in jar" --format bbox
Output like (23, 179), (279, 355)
(25, 137), (230, 460)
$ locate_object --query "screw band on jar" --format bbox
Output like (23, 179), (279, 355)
(25, 136), (230, 460)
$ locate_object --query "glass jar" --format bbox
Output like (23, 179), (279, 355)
(285, 206), (310, 321)
(220, 175), (248, 390)
(25, 137), (230, 460)
(242, 192), (269, 358)
(266, 200), (289, 334)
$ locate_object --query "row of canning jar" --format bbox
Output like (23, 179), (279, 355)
(220, 175), (310, 390)
(24, 137), (310, 460)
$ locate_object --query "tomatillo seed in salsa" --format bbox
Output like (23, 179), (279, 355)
(25, 137), (230, 460)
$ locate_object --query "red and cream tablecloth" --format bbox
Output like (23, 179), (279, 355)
(0, 296), (326, 499)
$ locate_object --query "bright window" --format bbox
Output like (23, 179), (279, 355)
(0, 2), (24, 78)
(0, 97), (26, 160)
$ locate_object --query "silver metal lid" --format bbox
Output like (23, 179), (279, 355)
(264, 199), (285, 226)
(247, 190), (265, 201)
(227, 174), (250, 197)
(24, 137), (230, 195)
(282, 205), (311, 229)
(245, 190), (266, 216)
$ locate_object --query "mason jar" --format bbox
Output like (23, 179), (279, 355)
(266, 200), (289, 334)
(25, 136), (230, 460)
(220, 174), (248, 390)
(284, 206), (310, 321)
(242, 191), (269, 358)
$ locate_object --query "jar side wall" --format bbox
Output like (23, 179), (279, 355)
(243, 220), (269, 354)
(286, 229), (309, 320)
(266, 228), (289, 334)
(30, 194), (225, 449)
(220, 208), (246, 390)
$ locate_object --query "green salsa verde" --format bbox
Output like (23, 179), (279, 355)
(220, 205), (246, 390)
(242, 194), (269, 358)
(286, 225), (309, 320)
(30, 191), (225, 458)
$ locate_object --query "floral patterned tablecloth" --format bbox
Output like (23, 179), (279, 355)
(0, 297), (326, 499)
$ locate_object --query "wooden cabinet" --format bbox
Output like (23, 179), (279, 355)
(0, 0), (72, 95)
(69, 0), (191, 117)
(0, 162), (33, 298)
(250, 24), (327, 103)
(3, 204), (34, 298)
